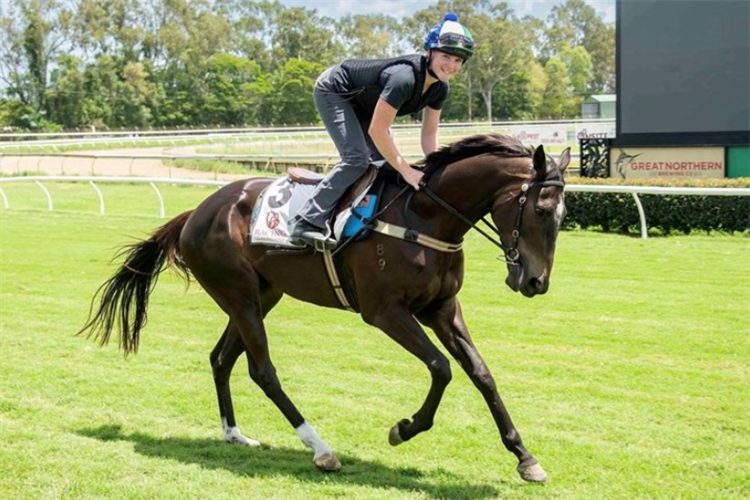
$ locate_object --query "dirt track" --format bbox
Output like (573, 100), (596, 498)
(0, 146), (247, 181)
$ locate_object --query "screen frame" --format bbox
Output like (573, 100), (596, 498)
(615, 0), (750, 146)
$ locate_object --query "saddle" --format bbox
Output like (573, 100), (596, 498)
(249, 164), (384, 249)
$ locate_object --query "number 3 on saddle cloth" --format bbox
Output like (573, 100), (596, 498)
(250, 165), (380, 249)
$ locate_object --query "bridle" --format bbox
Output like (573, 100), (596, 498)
(330, 165), (565, 264)
(417, 171), (565, 266)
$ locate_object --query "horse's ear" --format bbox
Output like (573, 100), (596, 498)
(557, 147), (571, 174)
(533, 145), (547, 178)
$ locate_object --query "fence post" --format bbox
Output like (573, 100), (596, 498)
(35, 181), (53, 211)
(89, 181), (105, 216)
(632, 193), (648, 239)
(150, 182), (165, 218)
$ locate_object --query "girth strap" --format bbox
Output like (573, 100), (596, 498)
(322, 249), (357, 312)
(372, 220), (463, 253)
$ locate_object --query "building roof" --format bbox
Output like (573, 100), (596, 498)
(586, 94), (617, 103)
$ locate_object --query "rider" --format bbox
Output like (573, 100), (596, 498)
(290, 12), (475, 249)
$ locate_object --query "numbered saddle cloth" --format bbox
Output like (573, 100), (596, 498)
(249, 168), (378, 248)
(250, 177), (314, 248)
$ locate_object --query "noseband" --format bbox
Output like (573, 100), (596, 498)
(419, 172), (565, 266)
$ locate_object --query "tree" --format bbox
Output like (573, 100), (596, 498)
(537, 58), (574, 118)
(244, 71), (274, 125)
(114, 61), (155, 127)
(558, 42), (592, 116)
(544, 0), (614, 92)
(522, 58), (548, 119)
(214, 0), (274, 70)
(468, 9), (533, 122)
(80, 55), (118, 127)
(336, 14), (405, 59)
(559, 43), (592, 96)
(201, 53), (260, 125)
(269, 7), (341, 68)
(491, 70), (534, 120)
(271, 58), (325, 125)
(0, 0), (73, 125)
(72, 0), (145, 60)
(47, 55), (86, 128)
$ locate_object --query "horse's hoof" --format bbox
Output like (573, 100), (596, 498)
(314, 452), (341, 472)
(224, 428), (261, 447)
(517, 462), (547, 483)
(388, 423), (404, 446)
(228, 435), (261, 447)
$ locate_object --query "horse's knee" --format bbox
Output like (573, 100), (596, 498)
(209, 345), (221, 366)
(431, 357), (452, 385)
(211, 354), (231, 383)
(249, 365), (281, 395)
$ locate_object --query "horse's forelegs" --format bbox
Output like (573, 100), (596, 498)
(420, 298), (547, 483)
(365, 302), (452, 445)
(210, 322), (260, 446)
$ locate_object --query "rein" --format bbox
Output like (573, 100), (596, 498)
(419, 173), (565, 265)
(331, 163), (564, 265)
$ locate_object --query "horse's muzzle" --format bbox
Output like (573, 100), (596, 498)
(505, 270), (548, 297)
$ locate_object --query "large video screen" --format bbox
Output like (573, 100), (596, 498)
(618, 0), (750, 141)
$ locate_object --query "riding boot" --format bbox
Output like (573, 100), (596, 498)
(290, 218), (337, 250)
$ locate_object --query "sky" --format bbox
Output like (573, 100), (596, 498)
(277, 0), (616, 23)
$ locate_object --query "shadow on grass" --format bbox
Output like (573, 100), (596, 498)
(78, 425), (507, 500)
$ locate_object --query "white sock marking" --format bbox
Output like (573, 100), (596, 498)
(295, 422), (332, 459)
(222, 417), (260, 447)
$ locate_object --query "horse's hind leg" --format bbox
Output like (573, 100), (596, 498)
(211, 322), (258, 446)
(200, 263), (340, 472)
(211, 287), (284, 446)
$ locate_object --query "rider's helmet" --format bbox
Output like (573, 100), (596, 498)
(423, 12), (475, 61)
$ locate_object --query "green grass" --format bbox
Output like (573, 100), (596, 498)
(1, 185), (749, 500)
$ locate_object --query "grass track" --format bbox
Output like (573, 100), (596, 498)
(1, 184), (749, 500)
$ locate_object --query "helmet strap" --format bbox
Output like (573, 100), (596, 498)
(426, 51), (440, 80)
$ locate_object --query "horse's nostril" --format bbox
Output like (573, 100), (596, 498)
(529, 277), (544, 291)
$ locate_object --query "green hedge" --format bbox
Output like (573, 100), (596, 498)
(564, 177), (750, 234)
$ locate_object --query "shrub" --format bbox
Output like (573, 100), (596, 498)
(564, 177), (750, 234)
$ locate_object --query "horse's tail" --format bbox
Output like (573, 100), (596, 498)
(78, 210), (194, 355)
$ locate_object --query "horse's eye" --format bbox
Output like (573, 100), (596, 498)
(535, 207), (546, 217)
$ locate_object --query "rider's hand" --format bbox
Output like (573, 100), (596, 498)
(400, 165), (424, 191)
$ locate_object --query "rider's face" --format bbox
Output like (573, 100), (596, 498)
(429, 51), (465, 82)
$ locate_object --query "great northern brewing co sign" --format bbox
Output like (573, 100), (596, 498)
(610, 147), (725, 179)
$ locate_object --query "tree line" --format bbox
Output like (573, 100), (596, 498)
(0, 0), (615, 131)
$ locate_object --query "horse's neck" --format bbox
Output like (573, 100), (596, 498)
(411, 156), (529, 240)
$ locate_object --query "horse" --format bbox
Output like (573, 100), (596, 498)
(80, 133), (569, 483)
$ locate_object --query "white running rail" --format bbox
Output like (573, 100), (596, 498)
(0, 176), (748, 239)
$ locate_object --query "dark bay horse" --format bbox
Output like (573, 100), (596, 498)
(80, 134), (569, 482)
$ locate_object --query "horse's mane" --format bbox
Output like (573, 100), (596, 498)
(419, 134), (533, 175)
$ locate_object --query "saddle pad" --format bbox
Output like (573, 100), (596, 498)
(251, 174), (378, 248)
(250, 177), (317, 248)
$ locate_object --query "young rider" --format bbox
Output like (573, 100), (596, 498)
(290, 13), (475, 249)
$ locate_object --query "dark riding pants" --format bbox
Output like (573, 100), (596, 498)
(296, 77), (385, 228)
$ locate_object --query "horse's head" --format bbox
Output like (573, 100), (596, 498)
(494, 145), (569, 297)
